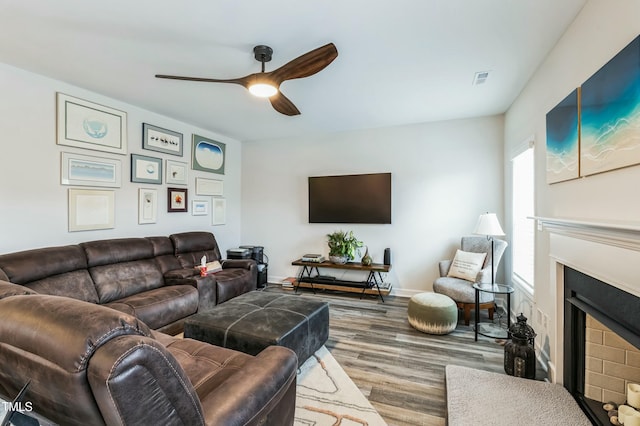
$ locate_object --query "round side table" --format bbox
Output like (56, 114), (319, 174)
(473, 283), (514, 341)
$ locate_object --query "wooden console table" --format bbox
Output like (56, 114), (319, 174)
(291, 259), (391, 302)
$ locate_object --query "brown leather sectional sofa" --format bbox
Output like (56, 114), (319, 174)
(0, 231), (298, 425)
(0, 231), (257, 335)
(0, 286), (297, 425)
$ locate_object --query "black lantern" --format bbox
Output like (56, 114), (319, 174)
(504, 313), (537, 379)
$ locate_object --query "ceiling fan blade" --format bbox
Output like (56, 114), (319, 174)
(270, 43), (338, 84)
(269, 91), (301, 116)
(155, 74), (253, 88)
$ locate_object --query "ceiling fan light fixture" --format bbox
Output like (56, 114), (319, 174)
(248, 82), (278, 98)
(155, 42), (338, 115)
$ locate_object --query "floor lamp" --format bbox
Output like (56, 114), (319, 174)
(473, 213), (505, 286)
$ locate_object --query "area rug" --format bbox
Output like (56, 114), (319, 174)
(445, 365), (590, 425)
(296, 345), (387, 425)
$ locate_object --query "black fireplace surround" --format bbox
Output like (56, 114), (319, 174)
(564, 266), (640, 425)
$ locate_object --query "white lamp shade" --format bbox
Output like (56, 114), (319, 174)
(473, 213), (505, 236)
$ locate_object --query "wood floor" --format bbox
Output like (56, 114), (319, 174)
(264, 285), (517, 426)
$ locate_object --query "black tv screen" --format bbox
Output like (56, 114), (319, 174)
(308, 173), (391, 224)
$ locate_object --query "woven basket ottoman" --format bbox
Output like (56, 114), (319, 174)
(408, 292), (458, 335)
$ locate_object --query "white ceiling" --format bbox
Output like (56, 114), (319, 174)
(0, 0), (586, 142)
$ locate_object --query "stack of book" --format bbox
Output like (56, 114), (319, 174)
(281, 277), (297, 289)
(301, 254), (325, 263)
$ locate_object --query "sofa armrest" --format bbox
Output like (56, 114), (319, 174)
(222, 259), (256, 270)
(164, 273), (217, 310)
(200, 346), (297, 426)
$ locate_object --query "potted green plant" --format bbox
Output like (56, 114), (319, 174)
(327, 230), (363, 264)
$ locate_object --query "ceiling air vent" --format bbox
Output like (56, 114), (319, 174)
(473, 71), (490, 85)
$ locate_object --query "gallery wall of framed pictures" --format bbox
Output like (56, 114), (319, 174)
(56, 92), (228, 231)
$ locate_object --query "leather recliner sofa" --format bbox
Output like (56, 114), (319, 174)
(0, 231), (257, 335)
(0, 284), (297, 426)
(165, 231), (257, 306)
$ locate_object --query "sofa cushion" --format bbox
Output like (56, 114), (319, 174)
(82, 238), (154, 267)
(0, 280), (38, 299)
(25, 270), (100, 303)
(88, 259), (165, 304)
(82, 238), (165, 303)
(171, 232), (222, 268)
(146, 236), (175, 256)
(0, 245), (99, 303)
(158, 333), (297, 426)
(433, 276), (494, 304)
(160, 335), (254, 397)
(147, 236), (183, 273)
(105, 285), (199, 330)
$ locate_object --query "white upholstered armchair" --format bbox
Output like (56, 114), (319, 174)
(433, 236), (508, 325)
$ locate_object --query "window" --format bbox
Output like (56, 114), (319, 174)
(511, 145), (535, 292)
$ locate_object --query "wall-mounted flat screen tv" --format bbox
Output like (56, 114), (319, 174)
(308, 173), (391, 224)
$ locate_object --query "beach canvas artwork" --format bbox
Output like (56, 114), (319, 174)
(546, 88), (580, 184)
(580, 35), (640, 176)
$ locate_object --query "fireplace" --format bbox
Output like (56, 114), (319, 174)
(563, 266), (640, 424)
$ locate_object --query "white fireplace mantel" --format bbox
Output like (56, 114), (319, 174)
(536, 216), (640, 385)
(533, 216), (640, 252)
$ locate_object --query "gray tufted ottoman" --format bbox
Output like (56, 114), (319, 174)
(184, 291), (329, 366)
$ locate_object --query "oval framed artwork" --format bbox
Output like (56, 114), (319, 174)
(191, 134), (225, 175)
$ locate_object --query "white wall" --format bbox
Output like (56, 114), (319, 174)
(0, 58), (505, 297)
(0, 62), (243, 254)
(504, 0), (640, 368)
(241, 116), (505, 296)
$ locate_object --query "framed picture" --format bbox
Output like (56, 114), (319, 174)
(142, 123), (183, 156)
(168, 187), (188, 212)
(212, 198), (226, 225)
(192, 199), (209, 216)
(68, 188), (115, 232)
(192, 134), (225, 174)
(165, 160), (188, 185)
(195, 177), (223, 196)
(131, 154), (162, 184)
(57, 93), (127, 155)
(61, 152), (122, 188)
(138, 188), (158, 224)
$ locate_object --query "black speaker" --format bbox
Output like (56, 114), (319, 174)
(384, 248), (391, 265)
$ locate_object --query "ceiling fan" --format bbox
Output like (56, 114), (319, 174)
(155, 43), (338, 116)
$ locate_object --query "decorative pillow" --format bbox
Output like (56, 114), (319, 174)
(447, 250), (487, 282)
